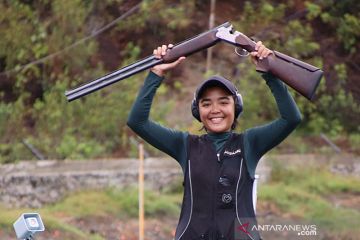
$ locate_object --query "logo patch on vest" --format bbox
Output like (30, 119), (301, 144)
(224, 149), (241, 156)
(222, 193), (232, 204)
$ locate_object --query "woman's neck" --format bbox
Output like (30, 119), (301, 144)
(207, 131), (232, 136)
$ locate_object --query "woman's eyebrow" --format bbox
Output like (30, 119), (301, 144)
(218, 96), (231, 101)
(200, 98), (211, 103)
(200, 96), (231, 103)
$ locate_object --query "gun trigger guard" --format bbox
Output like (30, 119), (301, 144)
(234, 47), (249, 57)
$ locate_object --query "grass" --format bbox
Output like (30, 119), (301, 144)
(270, 160), (360, 194)
(0, 187), (182, 239)
(45, 187), (182, 219)
(0, 204), (96, 239)
(259, 160), (360, 234)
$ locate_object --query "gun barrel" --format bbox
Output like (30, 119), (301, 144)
(65, 56), (162, 101)
(65, 22), (231, 102)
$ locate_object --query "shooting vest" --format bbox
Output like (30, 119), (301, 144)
(175, 133), (261, 240)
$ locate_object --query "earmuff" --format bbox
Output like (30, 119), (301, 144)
(191, 92), (243, 122)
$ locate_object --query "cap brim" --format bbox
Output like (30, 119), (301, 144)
(196, 76), (236, 100)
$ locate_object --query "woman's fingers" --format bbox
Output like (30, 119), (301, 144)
(252, 41), (273, 60)
(174, 56), (186, 65)
(259, 48), (273, 59)
(265, 49), (273, 57)
(153, 46), (163, 59)
(161, 45), (167, 55)
(153, 44), (174, 59)
(257, 45), (266, 59)
(250, 41), (274, 66)
(250, 52), (258, 65)
(151, 44), (185, 76)
(254, 41), (262, 51)
(165, 56), (186, 69)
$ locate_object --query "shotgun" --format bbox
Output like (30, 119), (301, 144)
(65, 22), (323, 101)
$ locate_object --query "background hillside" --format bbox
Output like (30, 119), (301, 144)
(0, 0), (359, 162)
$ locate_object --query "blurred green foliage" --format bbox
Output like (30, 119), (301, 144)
(232, 0), (359, 139)
(306, 0), (360, 53)
(0, 0), (359, 162)
(116, 0), (195, 37)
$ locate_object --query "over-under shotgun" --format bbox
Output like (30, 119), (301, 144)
(65, 22), (323, 102)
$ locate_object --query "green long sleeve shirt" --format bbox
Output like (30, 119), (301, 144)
(127, 71), (302, 177)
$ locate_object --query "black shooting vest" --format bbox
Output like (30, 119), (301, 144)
(175, 133), (261, 240)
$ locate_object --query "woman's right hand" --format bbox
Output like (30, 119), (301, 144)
(151, 44), (186, 77)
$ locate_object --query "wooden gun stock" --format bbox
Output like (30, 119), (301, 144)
(233, 33), (323, 100)
(256, 51), (323, 100)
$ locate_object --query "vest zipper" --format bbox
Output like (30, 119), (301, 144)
(210, 152), (221, 240)
(208, 134), (234, 239)
(212, 152), (222, 239)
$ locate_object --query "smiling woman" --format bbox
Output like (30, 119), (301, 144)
(127, 42), (302, 240)
(195, 76), (241, 133)
(199, 86), (235, 133)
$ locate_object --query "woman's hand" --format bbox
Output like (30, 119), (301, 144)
(151, 44), (186, 77)
(250, 41), (273, 66)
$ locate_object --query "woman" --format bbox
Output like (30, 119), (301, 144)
(127, 42), (302, 240)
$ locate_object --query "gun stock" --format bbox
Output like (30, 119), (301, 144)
(256, 51), (323, 100)
(231, 31), (323, 100)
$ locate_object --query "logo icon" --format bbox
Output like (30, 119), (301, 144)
(234, 218), (259, 240)
(237, 222), (252, 236)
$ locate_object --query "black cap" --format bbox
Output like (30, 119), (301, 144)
(194, 76), (238, 102)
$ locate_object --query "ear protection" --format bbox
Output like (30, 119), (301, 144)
(191, 91), (243, 122)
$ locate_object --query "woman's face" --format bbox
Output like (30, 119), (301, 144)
(198, 86), (235, 133)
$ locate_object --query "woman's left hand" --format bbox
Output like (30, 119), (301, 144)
(250, 41), (273, 65)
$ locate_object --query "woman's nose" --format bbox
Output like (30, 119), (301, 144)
(210, 103), (220, 113)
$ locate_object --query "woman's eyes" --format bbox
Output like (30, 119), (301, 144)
(220, 101), (229, 105)
(201, 101), (229, 107)
(201, 103), (210, 107)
